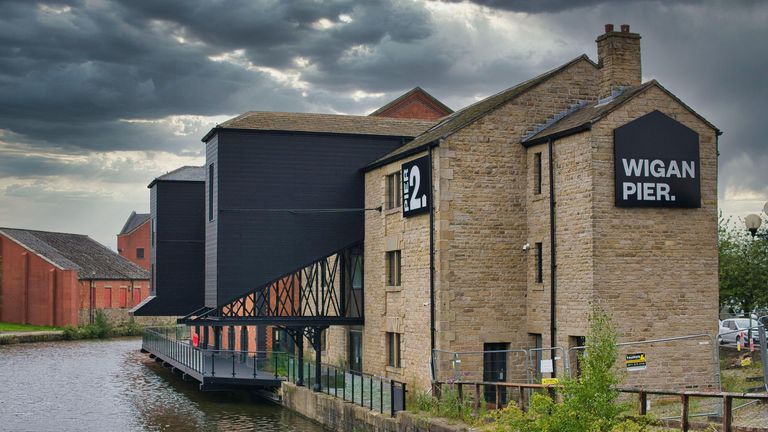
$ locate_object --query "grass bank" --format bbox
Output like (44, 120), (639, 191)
(0, 322), (62, 332)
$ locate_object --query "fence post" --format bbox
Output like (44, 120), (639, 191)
(639, 391), (647, 416)
(457, 383), (463, 402)
(232, 352), (236, 377)
(722, 395), (733, 432)
(680, 394), (689, 432)
(519, 384), (527, 411)
(274, 353), (279, 379)
(390, 379), (395, 417)
(474, 383), (481, 415)
(496, 384), (501, 408)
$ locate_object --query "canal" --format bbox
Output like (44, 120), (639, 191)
(0, 338), (329, 432)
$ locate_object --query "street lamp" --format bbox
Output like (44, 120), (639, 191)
(745, 214), (762, 237)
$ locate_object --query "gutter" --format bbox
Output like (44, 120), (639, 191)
(428, 143), (437, 380)
(522, 123), (592, 147)
(548, 138), (558, 378)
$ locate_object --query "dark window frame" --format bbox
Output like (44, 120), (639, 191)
(208, 163), (215, 222)
(534, 152), (542, 195)
(387, 332), (401, 368)
(385, 171), (402, 210)
(535, 242), (543, 283)
(386, 250), (401, 286)
(136, 248), (145, 259)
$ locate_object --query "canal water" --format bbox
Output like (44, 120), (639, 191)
(0, 338), (328, 432)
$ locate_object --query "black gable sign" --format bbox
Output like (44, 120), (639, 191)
(614, 110), (701, 208)
(402, 156), (431, 217)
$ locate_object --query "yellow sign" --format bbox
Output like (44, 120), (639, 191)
(626, 353), (647, 371)
(542, 378), (559, 385)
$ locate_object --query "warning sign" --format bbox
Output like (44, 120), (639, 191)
(626, 353), (647, 371)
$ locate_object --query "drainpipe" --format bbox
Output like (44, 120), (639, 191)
(548, 138), (558, 378)
(428, 143), (437, 381)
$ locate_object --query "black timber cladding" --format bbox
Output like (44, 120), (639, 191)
(133, 168), (205, 316)
(207, 129), (406, 307)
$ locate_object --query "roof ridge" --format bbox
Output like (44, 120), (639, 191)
(0, 226), (88, 237)
(369, 87), (453, 117)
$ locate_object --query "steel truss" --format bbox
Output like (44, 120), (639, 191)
(180, 243), (364, 327)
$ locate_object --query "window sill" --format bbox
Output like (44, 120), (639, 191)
(385, 285), (402, 292)
(384, 206), (402, 216)
(386, 366), (403, 373)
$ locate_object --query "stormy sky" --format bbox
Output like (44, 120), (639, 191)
(0, 0), (766, 248)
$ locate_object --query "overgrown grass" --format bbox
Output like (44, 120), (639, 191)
(0, 322), (62, 332)
(62, 312), (143, 340)
(487, 307), (652, 432)
(408, 387), (487, 426)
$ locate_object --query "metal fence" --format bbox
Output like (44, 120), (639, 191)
(142, 327), (407, 416)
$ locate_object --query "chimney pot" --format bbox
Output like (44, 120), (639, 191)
(621, 24), (630, 32)
(605, 24), (614, 33)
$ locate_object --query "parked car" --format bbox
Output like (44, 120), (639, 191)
(719, 318), (762, 345)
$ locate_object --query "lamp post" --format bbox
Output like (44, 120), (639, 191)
(745, 214), (762, 238)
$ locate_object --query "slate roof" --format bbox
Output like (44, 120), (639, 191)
(0, 228), (150, 280)
(202, 112), (435, 142)
(365, 55), (597, 170)
(148, 166), (205, 188)
(522, 80), (721, 145)
(119, 211), (150, 235)
(369, 87), (453, 117)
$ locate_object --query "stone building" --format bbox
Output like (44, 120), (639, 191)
(143, 25), (719, 394)
(327, 24), (720, 391)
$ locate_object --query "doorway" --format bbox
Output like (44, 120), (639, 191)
(348, 329), (363, 373)
(483, 342), (509, 406)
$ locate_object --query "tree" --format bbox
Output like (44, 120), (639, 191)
(719, 214), (768, 315)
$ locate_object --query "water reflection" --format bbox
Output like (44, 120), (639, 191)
(0, 338), (327, 432)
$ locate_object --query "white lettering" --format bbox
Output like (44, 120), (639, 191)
(649, 159), (665, 177)
(643, 183), (656, 200)
(657, 183), (671, 201)
(682, 161), (695, 178)
(623, 182), (637, 200)
(622, 158), (643, 177)
(667, 160), (681, 178)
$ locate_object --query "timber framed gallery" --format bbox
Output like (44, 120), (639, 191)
(138, 25), (721, 395)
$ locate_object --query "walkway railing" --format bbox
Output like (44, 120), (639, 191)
(280, 356), (407, 416)
(142, 327), (282, 381)
(142, 327), (407, 416)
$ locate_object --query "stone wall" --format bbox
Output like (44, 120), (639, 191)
(282, 382), (471, 432)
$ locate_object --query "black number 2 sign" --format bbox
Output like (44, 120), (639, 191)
(402, 156), (431, 217)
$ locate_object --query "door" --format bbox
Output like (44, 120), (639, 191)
(483, 343), (509, 406)
(348, 330), (363, 373)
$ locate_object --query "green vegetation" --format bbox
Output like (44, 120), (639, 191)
(719, 214), (768, 314)
(62, 311), (143, 340)
(0, 322), (62, 332)
(409, 387), (484, 425)
(488, 307), (651, 432)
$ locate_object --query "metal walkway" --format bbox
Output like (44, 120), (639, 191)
(142, 327), (283, 391)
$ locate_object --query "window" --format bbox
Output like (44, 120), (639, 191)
(386, 250), (401, 286)
(529, 333), (543, 377)
(535, 242), (543, 283)
(104, 287), (112, 309)
(321, 329), (327, 352)
(136, 248), (144, 259)
(570, 336), (587, 377)
(351, 252), (363, 289)
(208, 163), (214, 222)
(387, 332), (401, 368)
(534, 152), (542, 195)
(385, 172), (402, 209)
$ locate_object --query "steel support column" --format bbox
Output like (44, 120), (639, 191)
(296, 329), (305, 387)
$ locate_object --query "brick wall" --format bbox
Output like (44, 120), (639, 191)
(117, 220), (151, 271)
(0, 234), (80, 326)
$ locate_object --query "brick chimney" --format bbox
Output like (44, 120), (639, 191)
(596, 24), (641, 99)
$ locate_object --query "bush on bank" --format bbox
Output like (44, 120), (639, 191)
(62, 311), (143, 340)
(488, 307), (650, 432)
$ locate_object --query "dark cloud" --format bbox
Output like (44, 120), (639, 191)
(0, 0), (766, 244)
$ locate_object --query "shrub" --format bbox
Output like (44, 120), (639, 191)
(490, 306), (649, 432)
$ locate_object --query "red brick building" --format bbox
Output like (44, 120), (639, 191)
(369, 87), (452, 120)
(117, 211), (150, 270)
(0, 228), (150, 326)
